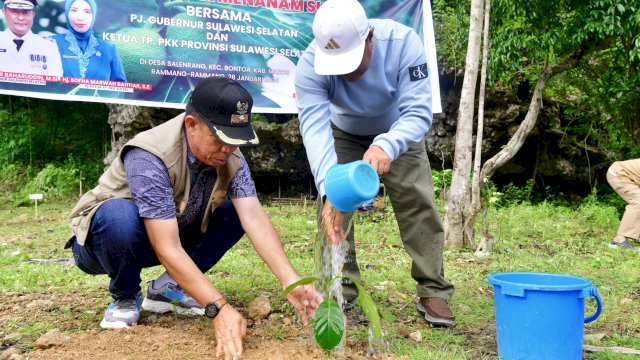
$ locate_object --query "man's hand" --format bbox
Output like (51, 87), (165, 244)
(285, 284), (324, 325)
(321, 199), (348, 245)
(213, 305), (247, 360)
(364, 145), (391, 177)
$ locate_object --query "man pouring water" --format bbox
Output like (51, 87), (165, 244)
(294, 0), (455, 327)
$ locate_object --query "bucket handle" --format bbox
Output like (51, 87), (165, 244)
(584, 287), (602, 324)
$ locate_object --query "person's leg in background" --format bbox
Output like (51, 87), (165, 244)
(382, 140), (456, 327)
(606, 164), (640, 250)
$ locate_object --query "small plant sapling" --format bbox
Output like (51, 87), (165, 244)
(276, 275), (382, 351)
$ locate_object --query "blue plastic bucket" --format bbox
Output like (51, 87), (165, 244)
(325, 160), (379, 212)
(487, 272), (602, 360)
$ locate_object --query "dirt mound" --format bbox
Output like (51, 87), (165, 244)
(26, 316), (406, 360)
(28, 326), (326, 359)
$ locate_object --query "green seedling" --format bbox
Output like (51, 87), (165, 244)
(275, 275), (381, 351)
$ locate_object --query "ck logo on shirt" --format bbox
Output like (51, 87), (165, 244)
(409, 63), (428, 81)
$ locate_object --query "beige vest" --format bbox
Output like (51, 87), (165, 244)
(68, 113), (242, 245)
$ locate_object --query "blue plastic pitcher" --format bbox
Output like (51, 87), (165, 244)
(325, 160), (379, 212)
(487, 272), (602, 360)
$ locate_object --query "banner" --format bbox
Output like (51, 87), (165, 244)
(0, 0), (441, 113)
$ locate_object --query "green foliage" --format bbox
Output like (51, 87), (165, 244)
(313, 299), (344, 351)
(0, 96), (110, 166)
(27, 163), (78, 198)
(2, 198), (639, 358)
(277, 274), (382, 352)
(499, 180), (534, 206)
(0, 164), (26, 196)
(344, 274), (382, 341)
(0, 159), (103, 206)
(3, 156), (104, 206)
(0, 102), (32, 166)
(485, 0), (640, 165)
(432, 168), (452, 199)
(491, 0), (639, 76)
(544, 64), (640, 160)
(0, 96), (109, 202)
(432, 0), (471, 69)
(251, 114), (270, 124)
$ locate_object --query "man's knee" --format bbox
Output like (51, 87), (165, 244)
(91, 199), (144, 248)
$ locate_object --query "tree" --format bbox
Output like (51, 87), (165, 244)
(444, 0), (640, 249)
(443, 0), (485, 249)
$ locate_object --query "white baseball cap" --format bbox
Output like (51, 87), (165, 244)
(312, 0), (370, 75)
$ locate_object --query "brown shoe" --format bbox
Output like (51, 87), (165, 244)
(417, 297), (456, 327)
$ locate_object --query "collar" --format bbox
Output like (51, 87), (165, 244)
(9, 30), (33, 40)
(184, 127), (197, 168)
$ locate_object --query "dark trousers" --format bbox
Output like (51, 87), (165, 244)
(71, 198), (244, 301)
(318, 126), (454, 300)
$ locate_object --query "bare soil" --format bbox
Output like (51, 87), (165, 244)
(2, 291), (413, 360)
(28, 324), (331, 360)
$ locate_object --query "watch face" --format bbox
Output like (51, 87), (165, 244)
(205, 302), (219, 318)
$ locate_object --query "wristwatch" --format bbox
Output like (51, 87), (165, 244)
(204, 298), (228, 319)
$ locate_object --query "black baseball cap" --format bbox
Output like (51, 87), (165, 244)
(190, 77), (259, 146)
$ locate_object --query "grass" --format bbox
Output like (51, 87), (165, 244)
(0, 196), (639, 359)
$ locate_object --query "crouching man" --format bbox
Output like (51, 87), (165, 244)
(66, 76), (322, 359)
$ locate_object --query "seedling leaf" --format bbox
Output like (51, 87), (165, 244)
(380, 310), (396, 323)
(342, 275), (382, 340)
(274, 276), (321, 305)
(313, 299), (344, 350)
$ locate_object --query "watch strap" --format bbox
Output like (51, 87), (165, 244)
(214, 298), (228, 309)
(205, 298), (228, 318)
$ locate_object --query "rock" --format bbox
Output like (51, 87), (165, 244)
(0, 347), (20, 360)
(397, 327), (411, 337)
(409, 331), (422, 343)
(374, 280), (395, 291)
(105, 105), (181, 166)
(26, 300), (54, 311)
(388, 291), (409, 304)
(247, 297), (272, 320)
(457, 303), (472, 314)
(35, 329), (70, 349)
(584, 333), (606, 342)
(2, 333), (21, 345)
